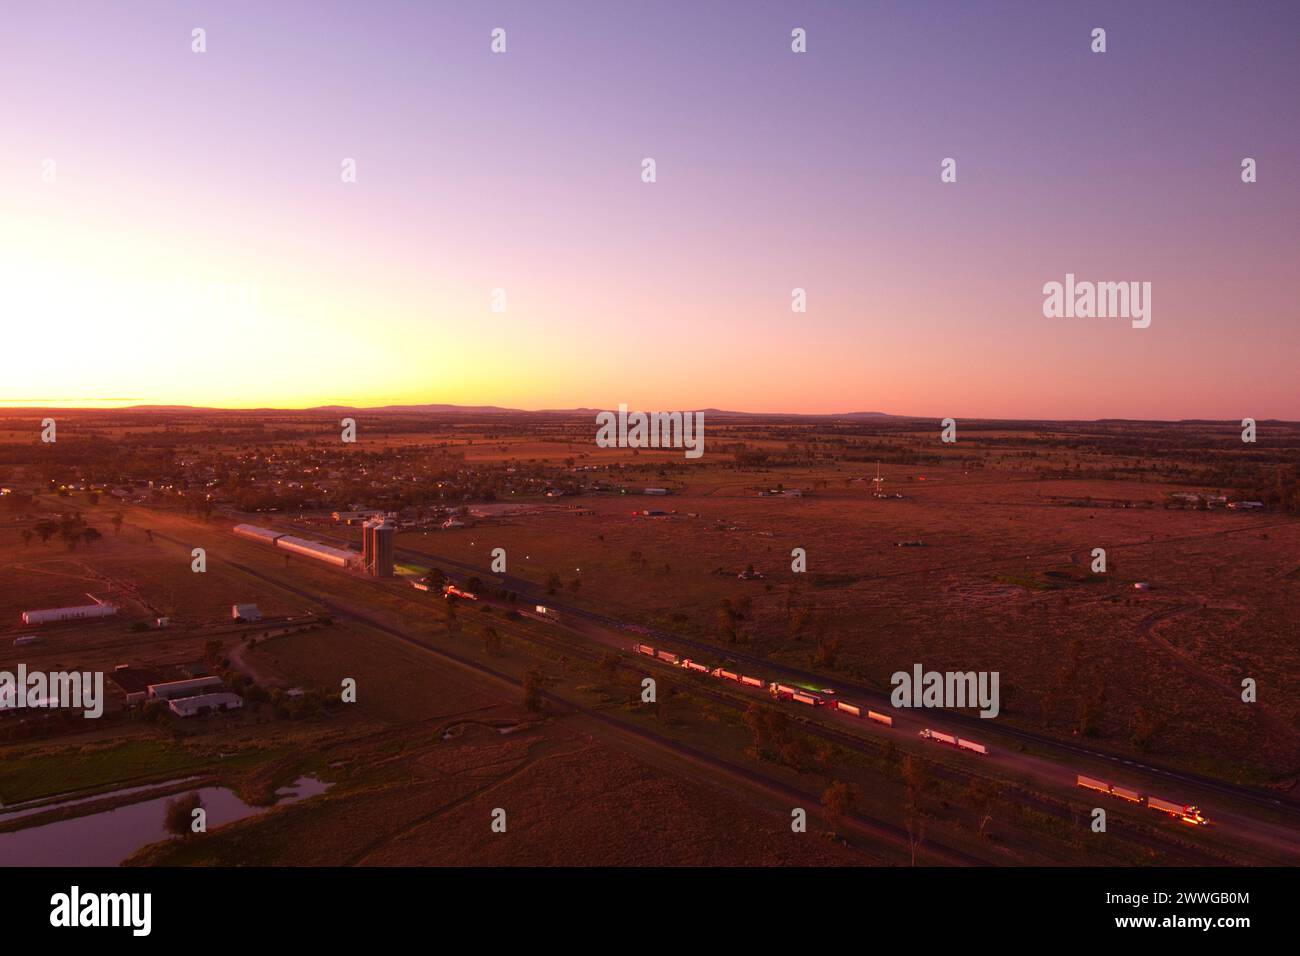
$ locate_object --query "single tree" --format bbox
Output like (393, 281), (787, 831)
(522, 667), (544, 712)
(163, 792), (204, 838)
(821, 780), (861, 835)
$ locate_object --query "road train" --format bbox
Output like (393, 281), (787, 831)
(628, 641), (1211, 826)
(1076, 774), (1208, 825)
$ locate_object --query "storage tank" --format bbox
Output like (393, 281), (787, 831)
(371, 519), (395, 577)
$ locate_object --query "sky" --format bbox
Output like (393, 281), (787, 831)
(0, 1), (1296, 419)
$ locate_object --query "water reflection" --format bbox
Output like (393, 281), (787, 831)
(0, 776), (331, 866)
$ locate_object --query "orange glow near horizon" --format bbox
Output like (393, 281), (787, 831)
(2, 2), (1296, 421)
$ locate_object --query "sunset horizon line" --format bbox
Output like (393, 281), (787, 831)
(0, 400), (1290, 427)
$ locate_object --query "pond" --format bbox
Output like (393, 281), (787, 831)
(0, 776), (330, 866)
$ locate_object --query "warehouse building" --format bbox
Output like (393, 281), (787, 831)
(232, 523), (286, 544)
(275, 534), (361, 570)
(21, 602), (119, 626)
(109, 665), (165, 705)
(233, 523), (362, 572)
(168, 692), (244, 718)
(147, 676), (224, 701)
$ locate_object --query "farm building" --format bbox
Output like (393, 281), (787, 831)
(147, 676), (224, 701)
(21, 603), (118, 625)
(168, 692), (244, 718)
(232, 523), (286, 544)
(109, 665), (164, 705)
(232, 603), (262, 621)
(274, 534), (361, 569)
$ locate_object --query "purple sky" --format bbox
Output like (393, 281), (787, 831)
(1, 1), (1297, 417)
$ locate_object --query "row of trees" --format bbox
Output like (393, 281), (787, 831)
(20, 513), (106, 549)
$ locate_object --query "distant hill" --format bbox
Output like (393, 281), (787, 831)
(2, 403), (1290, 424)
(75, 402), (910, 419)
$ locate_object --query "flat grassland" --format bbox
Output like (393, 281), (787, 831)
(2, 411), (1297, 866)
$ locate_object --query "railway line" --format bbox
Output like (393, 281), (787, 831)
(256, 515), (1300, 821)
(139, 522), (1287, 863)
(198, 548), (981, 864)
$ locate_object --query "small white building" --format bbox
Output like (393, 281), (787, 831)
(167, 692), (243, 718)
(232, 603), (262, 622)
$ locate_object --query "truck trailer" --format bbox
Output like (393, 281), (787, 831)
(1076, 775), (1143, 804)
(1146, 796), (1207, 825)
(919, 728), (957, 746)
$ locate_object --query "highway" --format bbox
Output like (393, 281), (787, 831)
(230, 515), (1300, 862)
